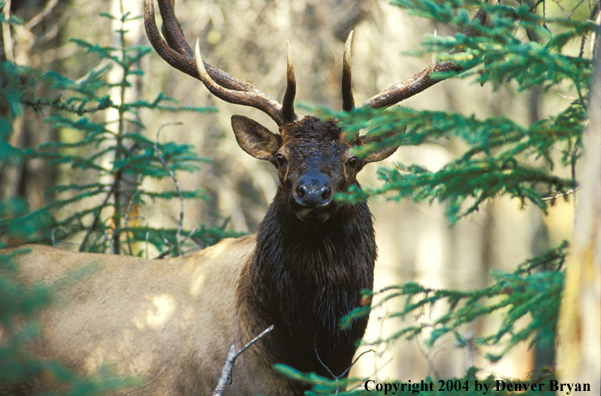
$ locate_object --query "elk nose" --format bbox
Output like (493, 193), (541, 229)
(294, 174), (333, 208)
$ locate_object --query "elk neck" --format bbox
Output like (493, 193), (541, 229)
(237, 186), (377, 378)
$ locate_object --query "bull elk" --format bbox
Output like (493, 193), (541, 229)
(5, 1), (491, 395)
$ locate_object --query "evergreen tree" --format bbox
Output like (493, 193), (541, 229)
(1, 3), (241, 255)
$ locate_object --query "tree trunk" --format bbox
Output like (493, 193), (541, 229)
(557, 32), (600, 395)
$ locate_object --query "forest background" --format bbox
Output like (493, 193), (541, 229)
(0, 0), (599, 395)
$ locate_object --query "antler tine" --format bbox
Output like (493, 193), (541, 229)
(281, 41), (297, 123)
(361, 3), (493, 109)
(145, 0), (297, 126)
(361, 40), (447, 109)
(145, 0), (254, 92)
(342, 30), (355, 112)
(157, 0), (193, 57)
(194, 40), (290, 125)
(144, 0), (191, 74)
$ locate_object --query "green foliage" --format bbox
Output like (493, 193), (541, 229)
(0, 62), (28, 166)
(333, 0), (595, 224)
(335, 100), (582, 223)
(1, 7), (241, 256)
(286, 0), (595, 394)
(343, 242), (566, 363)
(393, 0), (594, 92)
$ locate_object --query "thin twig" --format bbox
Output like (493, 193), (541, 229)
(156, 226), (198, 258)
(157, 227), (199, 258)
(212, 325), (274, 396)
(453, 331), (479, 372)
(154, 123), (185, 256)
(342, 349), (376, 378)
(145, 227), (150, 259)
(124, 189), (141, 255)
(347, 357), (394, 392)
(156, 247), (174, 259)
(552, 0), (569, 18)
(103, 229), (114, 254)
(314, 334), (376, 394)
(181, 227), (198, 245)
(79, 182), (118, 252)
(51, 227), (58, 247)
(528, 0), (545, 13)
(569, 0), (586, 18)
(415, 334), (442, 379)
(541, 187), (579, 201)
(543, 0), (550, 32)
(161, 234), (171, 249)
(578, 3), (600, 58)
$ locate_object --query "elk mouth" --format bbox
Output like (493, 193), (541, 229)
(293, 206), (333, 222)
(289, 192), (336, 222)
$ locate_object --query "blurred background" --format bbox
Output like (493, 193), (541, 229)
(3, 0), (578, 385)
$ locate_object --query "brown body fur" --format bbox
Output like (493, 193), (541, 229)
(11, 237), (299, 395)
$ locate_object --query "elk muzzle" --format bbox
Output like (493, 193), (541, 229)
(291, 173), (334, 221)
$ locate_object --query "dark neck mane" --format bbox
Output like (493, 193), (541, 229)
(238, 187), (377, 378)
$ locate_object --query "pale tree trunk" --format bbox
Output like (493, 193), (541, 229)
(557, 32), (601, 395)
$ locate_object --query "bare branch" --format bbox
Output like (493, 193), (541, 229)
(212, 325), (274, 396)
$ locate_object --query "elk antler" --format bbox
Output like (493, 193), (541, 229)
(342, 31), (355, 112)
(144, 0), (297, 126)
(342, 5), (494, 111)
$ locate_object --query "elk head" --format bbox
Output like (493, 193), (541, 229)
(229, 115), (397, 221)
(144, 0), (490, 222)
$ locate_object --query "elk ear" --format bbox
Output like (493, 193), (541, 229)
(231, 115), (282, 160)
(358, 135), (398, 164)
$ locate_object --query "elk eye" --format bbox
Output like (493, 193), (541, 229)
(348, 156), (359, 168)
(275, 153), (286, 165)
